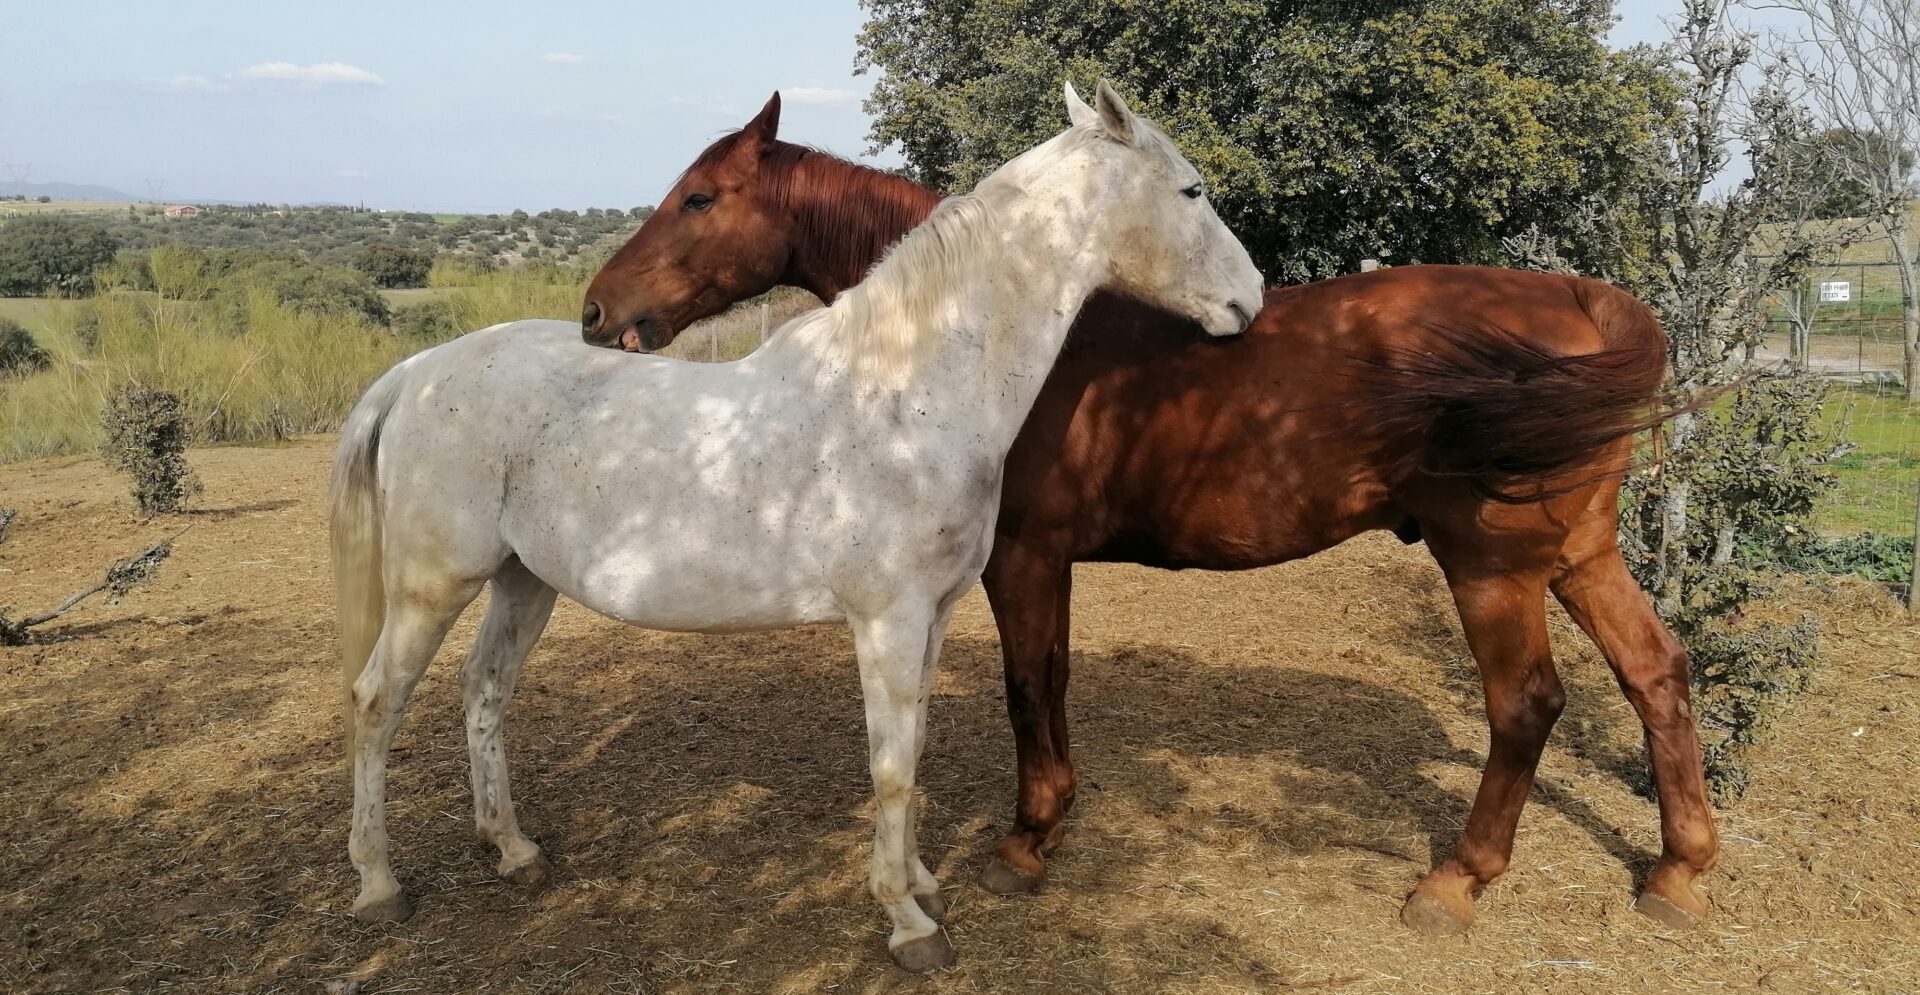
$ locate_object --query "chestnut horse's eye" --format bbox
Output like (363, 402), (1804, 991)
(683, 193), (714, 212)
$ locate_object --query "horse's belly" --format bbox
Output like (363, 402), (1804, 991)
(547, 551), (843, 633)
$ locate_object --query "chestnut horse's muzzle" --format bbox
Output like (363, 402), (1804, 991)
(581, 300), (672, 353)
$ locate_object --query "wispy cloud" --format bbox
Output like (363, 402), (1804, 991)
(783, 86), (860, 105)
(241, 62), (385, 86)
(148, 73), (226, 92)
(542, 52), (589, 65)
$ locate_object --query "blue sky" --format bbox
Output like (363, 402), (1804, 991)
(1, 1), (1800, 212)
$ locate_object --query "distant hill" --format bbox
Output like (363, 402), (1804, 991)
(2, 181), (140, 202)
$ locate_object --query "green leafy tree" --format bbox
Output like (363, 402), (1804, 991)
(354, 242), (436, 288)
(0, 215), (119, 295)
(857, 0), (1675, 281)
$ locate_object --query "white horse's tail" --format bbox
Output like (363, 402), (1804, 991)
(332, 361), (411, 760)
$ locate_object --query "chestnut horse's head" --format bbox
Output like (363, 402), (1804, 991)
(582, 94), (802, 351)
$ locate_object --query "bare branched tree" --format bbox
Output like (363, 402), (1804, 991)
(1756, 0), (1920, 399)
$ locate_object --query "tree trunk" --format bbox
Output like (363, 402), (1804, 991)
(1654, 410), (1697, 618)
(1886, 209), (1919, 402)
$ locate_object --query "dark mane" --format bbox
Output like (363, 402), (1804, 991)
(693, 131), (940, 299)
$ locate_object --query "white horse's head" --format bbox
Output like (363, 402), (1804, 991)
(1059, 81), (1264, 336)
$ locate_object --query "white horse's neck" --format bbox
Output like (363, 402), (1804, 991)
(866, 153), (1113, 458)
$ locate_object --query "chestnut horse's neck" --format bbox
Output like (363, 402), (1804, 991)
(779, 148), (940, 302)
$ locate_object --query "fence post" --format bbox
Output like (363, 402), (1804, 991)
(1910, 477), (1919, 612)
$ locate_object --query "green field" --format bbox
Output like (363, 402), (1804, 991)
(0, 200), (158, 217)
(0, 296), (85, 336)
(1821, 384), (1920, 535)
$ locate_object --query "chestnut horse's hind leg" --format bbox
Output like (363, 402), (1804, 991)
(977, 543), (1075, 895)
(1550, 507), (1719, 928)
(349, 579), (482, 922)
(460, 561), (558, 889)
(1402, 555), (1565, 936)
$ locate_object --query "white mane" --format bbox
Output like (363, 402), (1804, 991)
(827, 125), (1109, 386)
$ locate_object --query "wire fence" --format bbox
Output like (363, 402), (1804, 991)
(1748, 263), (1918, 606)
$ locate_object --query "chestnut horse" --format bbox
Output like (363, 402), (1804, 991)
(582, 94), (1719, 935)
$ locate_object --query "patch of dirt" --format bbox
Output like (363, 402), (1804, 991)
(1, 439), (1915, 994)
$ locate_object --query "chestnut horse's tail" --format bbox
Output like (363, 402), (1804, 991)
(331, 360), (412, 760)
(1369, 278), (1681, 504)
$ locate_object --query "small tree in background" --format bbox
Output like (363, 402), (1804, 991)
(102, 382), (200, 516)
(355, 242), (435, 289)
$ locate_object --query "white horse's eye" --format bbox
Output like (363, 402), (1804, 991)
(1181, 183), (1205, 199)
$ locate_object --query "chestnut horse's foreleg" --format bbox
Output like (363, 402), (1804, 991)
(349, 580), (479, 923)
(460, 562), (558, 889)
(1403, 561), (1565, 936)
(1551, 523), (1719, 928)
(977, 541), (1074, 895)
(850, 605), (953, 972)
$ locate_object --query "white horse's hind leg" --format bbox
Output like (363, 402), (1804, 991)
(851, 607), (953, 972)
(460, 561), (557, 887)
(349, 581), (481, 922)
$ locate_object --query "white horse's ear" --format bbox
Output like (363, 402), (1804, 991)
(1063, 81), (1097, 128)
(1094, 80), (1137, 145)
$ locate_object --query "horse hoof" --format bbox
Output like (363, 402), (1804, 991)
(1400, 891), (1472, 936)
(1634, 890), (1703, 930)
(890, 929), (957, 973)
(501, 853), (554, 889)
(915, 890), (948, 921)
(977, 856), (1043, 896)
(352, 892), (412, 924)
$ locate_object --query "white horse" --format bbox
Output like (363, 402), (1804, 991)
(332, 81), (1262, 971)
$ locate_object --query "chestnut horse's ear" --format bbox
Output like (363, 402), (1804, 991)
(739, 92), (782, 154)
(1063, 81), (1097, 128)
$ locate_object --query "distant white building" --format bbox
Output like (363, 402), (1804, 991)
(163, 204), (201, 218)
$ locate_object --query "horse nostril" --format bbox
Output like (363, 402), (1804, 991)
(582, 300), (603, 334)
(1228, 300), (1252, 330)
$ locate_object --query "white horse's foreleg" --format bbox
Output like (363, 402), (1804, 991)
(902, 600), (957, 920)
(851, 607), (953, 972)
(461, 561), (558, 886)
(349, 583), (479, 922)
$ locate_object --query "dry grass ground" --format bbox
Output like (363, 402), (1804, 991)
(1, 441), (1915, 994)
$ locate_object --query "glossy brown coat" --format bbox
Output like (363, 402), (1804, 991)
(582, 96), (1719, 934)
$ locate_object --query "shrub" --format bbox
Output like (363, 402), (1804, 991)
(1619, 375), (1846, 805)
(1767, 531), (1915, 589)
(355, 242), (436, 289)
(213, 258), (392, 329)
(392, 299), (460, 341)
(0, 318), (51, 376)
(101, 382), (200, 515)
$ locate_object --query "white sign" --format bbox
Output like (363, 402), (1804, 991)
(1820, 281), (1852, 302)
